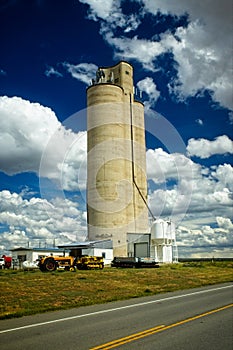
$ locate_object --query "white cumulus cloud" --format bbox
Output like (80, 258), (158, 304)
(0, 190), (87, 251)
(80, 0), (142, 33)
(79, 0), (115, 21)
(104, 33), (166, 71)
(63, 62), (98, 85)
(176, 219), (233, 258)
(0, 96), (60, 174)
(187, 135), (233, 159)
(0, 96), (87, 191)
(216, 216), (233, 231)
(147, 148), (233, 226)
(146, 148), (197, 184)
(143, 0), (233, 109)
(137, 77), (160, 106)
(81, 0), (233, 110)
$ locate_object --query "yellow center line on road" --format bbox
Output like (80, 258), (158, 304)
(90, 303), (233, 350)
(89, 325), (165, 350)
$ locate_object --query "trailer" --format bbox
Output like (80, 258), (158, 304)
(111, 257), (159, 268)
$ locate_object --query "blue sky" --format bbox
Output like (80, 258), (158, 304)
(0, 0), (232, 257)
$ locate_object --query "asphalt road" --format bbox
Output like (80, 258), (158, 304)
(0, 283), (232, 350)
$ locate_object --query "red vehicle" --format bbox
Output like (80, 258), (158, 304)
(0, 255), (12, 269)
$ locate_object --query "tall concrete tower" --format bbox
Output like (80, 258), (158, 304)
(87, 61), (149, 256)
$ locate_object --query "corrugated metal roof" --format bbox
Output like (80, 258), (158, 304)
(58, 239), (113, 249)
(11, 247), (65, 252)
(11, 240), (113, 252)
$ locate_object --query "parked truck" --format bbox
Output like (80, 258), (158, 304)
(111, 257), (159, 268)
(38, 255), (104, 272)
(0, 255), (12, 269)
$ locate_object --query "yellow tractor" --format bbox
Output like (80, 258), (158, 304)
(38, 255), (104, 272)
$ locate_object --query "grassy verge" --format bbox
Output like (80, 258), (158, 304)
(0, 261), (232, 320)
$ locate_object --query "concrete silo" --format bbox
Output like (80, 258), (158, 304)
(87, 61), (149, 256)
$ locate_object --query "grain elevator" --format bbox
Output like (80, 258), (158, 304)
(86, 61), (149, 256)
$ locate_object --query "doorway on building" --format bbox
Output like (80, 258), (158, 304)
(134, 242), (149, 257)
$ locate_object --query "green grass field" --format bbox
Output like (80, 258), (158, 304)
(0, 261), (232, 320)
